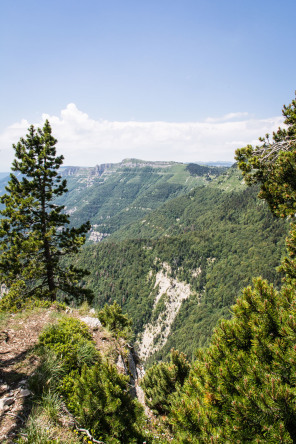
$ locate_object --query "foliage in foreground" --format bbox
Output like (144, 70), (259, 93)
(28, 316), (145, 444)
(0, 281), (68, 312)
(98, 300), (133, 340)
(65, 361), (143, 443)
(169, 277), (296, 443)
(235, 92), (296, 219)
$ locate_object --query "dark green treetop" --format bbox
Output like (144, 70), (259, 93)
(235, 93), (296, 218)
(98, 301), (133, 340)
(169, 278), (296, 443)
(0, 120), (92, 304)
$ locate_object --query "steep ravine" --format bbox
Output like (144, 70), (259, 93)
(137, 263), (194, 360)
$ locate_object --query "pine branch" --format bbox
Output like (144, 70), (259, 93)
(254, 138), (296, 163)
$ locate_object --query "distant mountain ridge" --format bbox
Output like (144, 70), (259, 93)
(55, 158), (227, 240)
(60, 158), (181, 178)
(194, 160), (234, 167)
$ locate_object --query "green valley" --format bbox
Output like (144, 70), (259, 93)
(0, 155), (287, 364)
(72, 165), (287, 364)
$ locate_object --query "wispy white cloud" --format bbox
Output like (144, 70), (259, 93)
(0, 103), (284, 171)
(205, 112), (250, 123)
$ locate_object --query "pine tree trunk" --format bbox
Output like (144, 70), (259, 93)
(44, 237), (56, 301)
(40, 173), (56, 301)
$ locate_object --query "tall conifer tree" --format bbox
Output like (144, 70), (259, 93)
(0, 120), (92, 303)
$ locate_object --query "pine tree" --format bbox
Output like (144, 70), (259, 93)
(0, 120), (92, 304)
(168, 94), (296, 442)
(169, 279), (296, 443)
(235, 92), (296, 218)
(67, 361), (145, 443)
(98, 301), (133, 340)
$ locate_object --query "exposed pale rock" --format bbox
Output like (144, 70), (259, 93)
(80, 316), (101, 330)
(0, 397), (14, 411)
(117, 354), (125, 371)
(138, 263), (192, 360)
(192, 267), (202, 278)
(89, 230), (110, 243)
(19, 389), (31, 397)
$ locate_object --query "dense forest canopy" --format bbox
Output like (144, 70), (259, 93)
(74, 180), (286, 362)
(141, 93), (296, 443)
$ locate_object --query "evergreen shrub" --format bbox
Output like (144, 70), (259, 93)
(33, 316), (145, 443)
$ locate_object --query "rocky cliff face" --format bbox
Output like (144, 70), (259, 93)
(137, 262), (193, 360)
(61, 159), (178, 179)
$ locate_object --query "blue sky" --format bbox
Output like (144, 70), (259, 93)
(1, 0), (296, 170)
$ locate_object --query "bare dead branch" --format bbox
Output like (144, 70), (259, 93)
(60, 402), (105, 443)
(254, 138), (296, 163)
(77, 427), (105, 443)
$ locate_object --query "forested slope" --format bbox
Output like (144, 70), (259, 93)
(74, 173), (287, 363)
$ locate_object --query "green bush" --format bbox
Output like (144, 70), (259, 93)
(65, 361), (145, 443)
(0, 279), (67, 313)
(38, 317), (92, 346)
(98, 301), (132, 340)
(169, 279), (296, 443)
(31, 316), (146, 443)
(0, 280), (66, 313)
(142, 349), (190, 415)
(38, 317), (98, 372)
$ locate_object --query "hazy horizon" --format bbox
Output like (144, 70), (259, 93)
(1, 1), (295, 171)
